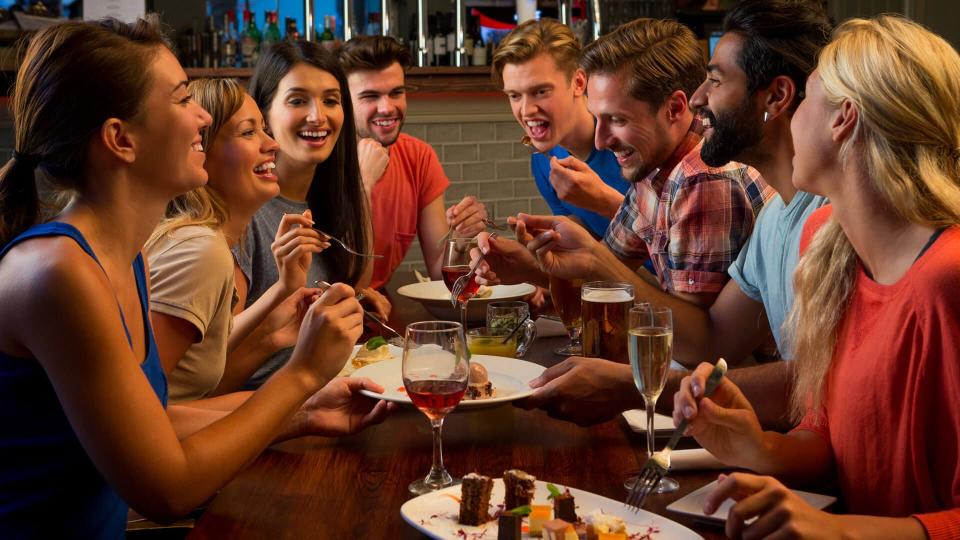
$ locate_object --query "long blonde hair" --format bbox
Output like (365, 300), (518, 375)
(146, 78), (246, 249)
(786, 16), (960, 422)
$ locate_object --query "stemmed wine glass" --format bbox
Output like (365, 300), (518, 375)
(402, 321), (470, 495)
(624, 304), (679, 493)
(442, 237), (480, 329)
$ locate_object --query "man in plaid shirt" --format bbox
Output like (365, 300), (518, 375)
(476, 18), (771, 312)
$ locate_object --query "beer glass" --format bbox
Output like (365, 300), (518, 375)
(581, 281), (634, 363)
(486, 301), (537, 357)
(549, 276), (583, 356)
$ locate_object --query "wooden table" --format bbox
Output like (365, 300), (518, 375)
(188, 274), (728, 539)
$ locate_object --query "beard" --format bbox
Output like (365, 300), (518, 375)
(699, 101), (763, 167)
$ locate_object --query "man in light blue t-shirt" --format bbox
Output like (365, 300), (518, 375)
(493, 19), (629, 239)
(521, 0), (831, 429)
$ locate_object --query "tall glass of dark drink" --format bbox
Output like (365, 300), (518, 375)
(580, 281), (634, 363)
(402, 321), (469, 495)
(549, 276), (584, 355)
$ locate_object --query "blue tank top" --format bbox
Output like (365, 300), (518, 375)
(0, 222), (167, 539)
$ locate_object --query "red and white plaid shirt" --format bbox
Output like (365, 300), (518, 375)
(603, 118), (773, 294)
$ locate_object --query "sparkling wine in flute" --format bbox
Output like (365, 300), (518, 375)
(404, 379), (468, 420)
(628, 326), (673, 401)
(549, 276), (583, 336)
(441, 264), (480, 302)
(581, 287), (633, 362)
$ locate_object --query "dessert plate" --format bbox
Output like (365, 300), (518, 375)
(350, 355), (545, 410)
(337, 344), (405, 377)
(401, 478), (703, 539)
(396, 280), (537, 322)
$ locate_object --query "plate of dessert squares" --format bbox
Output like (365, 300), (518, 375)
(350, 354), (546, 409)
(401, 469), (703, 539)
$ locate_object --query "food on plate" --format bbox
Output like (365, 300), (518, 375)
(547, 483), (578, 523)
(458, 473), (493, 526)
(351, 336), (394, 368)
(496, 506), (528, 540)
(475, 285), (493, 299)
(543, 519), (578, 540)
(503, 469), (536, 509)
(585, 509), (627, 540)
(464, 362), (495, 400)
(528, 504), (552, 537)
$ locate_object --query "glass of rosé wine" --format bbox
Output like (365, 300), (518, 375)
(442, 237), (481, 329)
(402, 321), (469, 495)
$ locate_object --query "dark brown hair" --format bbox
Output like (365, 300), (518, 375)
(337, 35), (411, 75)
(580, 18), (704, 107)
(0, 18), (169, 247)
(250, 41), (368, 286)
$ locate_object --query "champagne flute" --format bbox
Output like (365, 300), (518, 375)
(403, 321), (470, 495)
(441, 237), (480, 329)
(624, 304), (679, 493)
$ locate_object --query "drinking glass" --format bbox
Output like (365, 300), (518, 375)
(625, 304), (678, 493)
(442, 237), (480, 329)
(402, 321), (470, 495)
(486, 301), (537, 357)
(549, 276), (583, 356)
(581, 281), (634, 363)
(466, 327), (518, 357)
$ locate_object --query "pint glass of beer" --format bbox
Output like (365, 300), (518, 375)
(581, 281), (634, 362)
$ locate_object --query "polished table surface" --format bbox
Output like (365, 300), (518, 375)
(188, 273), (729, 539)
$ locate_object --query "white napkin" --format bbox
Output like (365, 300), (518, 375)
(535, 316), (569, 337)
(668, 448), (729, 471)
(621, 410), (676, 433)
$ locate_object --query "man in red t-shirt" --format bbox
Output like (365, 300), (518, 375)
(339, 36), (488, 289)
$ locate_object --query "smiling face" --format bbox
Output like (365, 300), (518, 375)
(587, 71), (672, 182)
(265, 63), (344, 166)
(502, 53), (585, 152)
(133, 47), (212, 195)
(347, 62), (406, 146)
(205, 93), (281, 213)
(690, 33), (765, 168)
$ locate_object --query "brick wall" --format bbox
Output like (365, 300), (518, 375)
(393, 98), (545, 274)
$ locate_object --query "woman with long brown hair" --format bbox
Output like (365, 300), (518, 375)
(673, 16), (960, 539)
(0, 19), (383, 537)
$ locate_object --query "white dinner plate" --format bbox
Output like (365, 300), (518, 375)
(666, 480), (836, 524)
(401, 478), (704, 539)
(350, 355), (545, 409)
(396, 280), (537, 322)
(337, 343), (405, 377)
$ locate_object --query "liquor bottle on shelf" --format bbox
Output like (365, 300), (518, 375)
(202, 16), (221, 68)
(240, 9), (261, 67)
(285, 17), (300, 41)
(222, 11), (240, 68)
(320, 15), (336, 49)
(262, 11), (282, 49)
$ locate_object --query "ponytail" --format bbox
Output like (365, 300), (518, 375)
(0, 153), (40, 246)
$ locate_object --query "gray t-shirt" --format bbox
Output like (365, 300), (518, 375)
(727, 191), (828, 358)
(232, 196), (331, 388)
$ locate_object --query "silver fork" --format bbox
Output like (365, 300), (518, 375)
(449, 233), (497, 307)
(313, 227), (383, 259)
(314, 280), (403, 340)
(435, 219), (510, 248)
(625, 359), (729, 512)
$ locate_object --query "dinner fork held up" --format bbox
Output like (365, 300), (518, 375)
(449, 233), (497, 307)
(312, 227), (383, 259)
(625, 359), (729, 512)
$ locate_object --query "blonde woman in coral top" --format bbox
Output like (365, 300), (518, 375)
(672, 15), (960, 539)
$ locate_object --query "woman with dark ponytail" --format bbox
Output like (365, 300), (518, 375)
(0, 18), (385, 537)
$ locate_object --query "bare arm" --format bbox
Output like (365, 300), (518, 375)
(418, 195), (451, 280)
(18, 251), (361, 523)
(150, 312), (200, 375)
